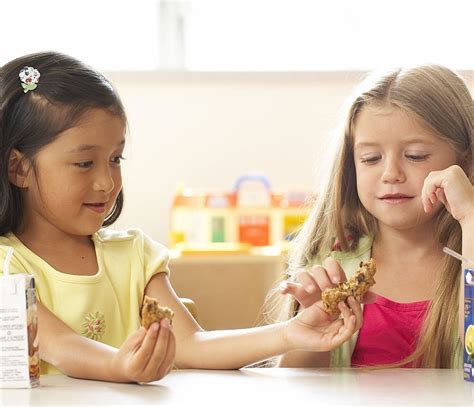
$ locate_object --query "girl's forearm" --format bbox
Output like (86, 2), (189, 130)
(43, 332), (128, 382)
(459, 215), (474, 342)
(38, 303), (129, 382)
(52, 334), (130, 383)
(461, 215), (474, 265)
(175, 322), (290, 369)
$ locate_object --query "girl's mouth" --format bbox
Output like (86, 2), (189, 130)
(379, 194), (414, 204)
(83, 203), (106, 213)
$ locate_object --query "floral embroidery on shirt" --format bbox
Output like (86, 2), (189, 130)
(82, 312), (106, 340)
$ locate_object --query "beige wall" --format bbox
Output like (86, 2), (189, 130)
(107, 71), (474, 245)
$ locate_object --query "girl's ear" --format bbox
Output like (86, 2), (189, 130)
(8, 149), (32, 188)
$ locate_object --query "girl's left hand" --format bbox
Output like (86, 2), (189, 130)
(284, 297), (362, 352)
(421, 165), (474, 226)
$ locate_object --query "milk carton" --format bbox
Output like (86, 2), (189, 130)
(0, 248), (40, 388)
(464, 268), (474, 382)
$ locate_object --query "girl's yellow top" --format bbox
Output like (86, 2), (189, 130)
(0, 228), (170, 375)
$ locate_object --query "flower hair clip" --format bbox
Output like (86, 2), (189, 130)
(19, 66), (40, 93)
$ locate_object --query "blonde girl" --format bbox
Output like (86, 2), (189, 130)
(278, 65), (473, 368)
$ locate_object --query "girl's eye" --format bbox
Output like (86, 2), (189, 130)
(406, 154), (430, 162)
(75, 161), (93, 168)
(360, 155), (381, 164)
(111, 155), (125, 165)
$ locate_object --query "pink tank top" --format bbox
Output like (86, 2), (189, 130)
(351, 294), (430, 367)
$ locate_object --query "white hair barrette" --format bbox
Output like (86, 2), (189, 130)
(19, 66), (40, 93)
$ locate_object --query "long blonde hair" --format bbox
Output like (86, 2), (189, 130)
(272, 65), (473, 368)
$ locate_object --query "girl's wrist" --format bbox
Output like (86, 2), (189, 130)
(281, 319), (309, 354)
(280, 321), (293, 354)
(107, 353), (131, 383)
(460, 212), (474, 233)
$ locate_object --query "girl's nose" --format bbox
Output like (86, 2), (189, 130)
(93, 167), (115, 193)
(381, 158), (406, 184)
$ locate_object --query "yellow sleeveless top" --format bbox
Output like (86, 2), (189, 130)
(0, 228), (169, 375)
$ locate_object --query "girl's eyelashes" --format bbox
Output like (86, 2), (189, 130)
(359, 155), (381, 164)
(73, 155), (125, 168)
(405, 153), (430, 162)
(111, 155), (126, 165)
(74, 160), (93, 169)
(359, 153), (431, 164)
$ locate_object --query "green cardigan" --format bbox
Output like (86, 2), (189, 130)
(311, 236), (463, 368)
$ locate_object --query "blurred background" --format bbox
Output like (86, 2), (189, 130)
(2, 0), (473, 329)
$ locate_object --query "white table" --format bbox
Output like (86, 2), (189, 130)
(2, 368), (473, 406)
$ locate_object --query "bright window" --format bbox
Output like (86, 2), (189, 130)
(0, 0), (160, 70)
(184, 0), (474, 71)
(1, 0), (472, 71)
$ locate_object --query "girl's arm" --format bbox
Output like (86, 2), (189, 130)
(460, 215), (474, 342)
(462, 215), (474, 268)
(421, 164), (474, 341)
(37, 301), (175, 382)
(145, 273), (362, 369)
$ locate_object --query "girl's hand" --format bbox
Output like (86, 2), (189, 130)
(422, 165), (474, 227)
(284, 296), (363, 352)
(280, 257), (375, 308)
(110, 319), (175, 383)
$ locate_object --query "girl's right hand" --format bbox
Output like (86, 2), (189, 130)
(279, 257), (347, 308)
(284, 296), (363, 352)
(280, 257), (376, 309)
(110, 319), (175, 383)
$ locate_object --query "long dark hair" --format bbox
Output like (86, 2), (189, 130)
(0, 51), (126, 235)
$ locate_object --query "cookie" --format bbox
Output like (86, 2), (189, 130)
(140, 295), (174, 328)
(321, 258), (376, 314)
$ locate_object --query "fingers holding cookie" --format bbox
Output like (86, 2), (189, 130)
(141, 295), (174, 328)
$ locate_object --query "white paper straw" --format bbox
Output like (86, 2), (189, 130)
(3, 247), (14, 277)
(443, 246), (474, 268)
